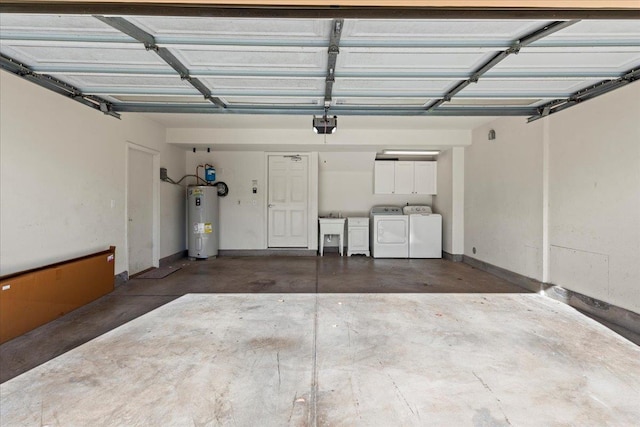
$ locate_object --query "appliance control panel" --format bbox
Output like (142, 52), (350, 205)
(371, 206), (404, 215)
(403, 205), (432, 214)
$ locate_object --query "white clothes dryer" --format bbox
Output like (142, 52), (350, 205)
(370, 206), (409, 258)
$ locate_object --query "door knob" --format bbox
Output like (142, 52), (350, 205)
(268, 204), (274, 208)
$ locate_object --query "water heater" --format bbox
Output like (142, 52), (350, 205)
(187, 185), (219, 259)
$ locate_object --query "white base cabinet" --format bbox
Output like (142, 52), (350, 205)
(347, 217), (370, 257)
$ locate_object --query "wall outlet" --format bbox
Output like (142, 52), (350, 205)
(160, 167), (168, 180)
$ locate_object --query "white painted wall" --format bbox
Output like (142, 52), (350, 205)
(433, 149), (454, 253)
(547, 83), (640, 313)
(166, 121), (472, 152)
(156, 124), (189, 260)
(465, 117), (545, 281)
(184, 150), (447, 251)
(186, 151), (319, 251)
(465, 82), (640, 313)
(319, 151), (438, 249)
(172, 125), (471, 251)
(160, 182), (186, 260)
(451, 147), (465, 255)
(0, 71), (185, 276)
(186, 151), (266, 250)
(433, 148), (465, 255)
(318, 152), (433, 217)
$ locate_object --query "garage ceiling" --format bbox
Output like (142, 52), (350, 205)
(1, 14), (639, 121)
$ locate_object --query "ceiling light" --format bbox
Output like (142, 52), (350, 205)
(313, 115), (337, 134)
(383, 150), (439, 156)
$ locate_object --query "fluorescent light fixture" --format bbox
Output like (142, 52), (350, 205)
(313, 115), (337, 134)
(383, 150), (439, 156)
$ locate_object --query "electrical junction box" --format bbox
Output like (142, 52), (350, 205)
(205, 167), (216, 182)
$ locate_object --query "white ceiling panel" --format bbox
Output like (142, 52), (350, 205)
(534, 20), (640, 45)
(447, 98), (549, 106)
(222, 97), (322, 106)
(493, 47), (640, 74)
(128, 17), (331, 43)
(110, 95), (210, 104)
(334, 97), (428, 106)
(337, 47), (495, 73)
(0, 13), (129, 38)
(1, 13), (638, 118)
(334, 78), (452, 95)
(171, 46), (327, 72)
(200, 77), (324, 92)
(341, 19), (552, 46)
(458, 78), (602, 97)
(52, 74), (195, 91)
(0, 42), (167, 69)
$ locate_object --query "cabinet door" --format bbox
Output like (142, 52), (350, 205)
(374, 161), (395, 194)
(414, 161), (437, 195)
(349, 227), (369, 251)
(394, 161), (414, 194)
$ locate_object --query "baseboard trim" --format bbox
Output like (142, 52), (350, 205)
(443, 252), (464, 262)
(543, 285), (640, 336)
(160, 250), (188, 267)
(114, 271), (128, 287)
(463, 255), (543, 293)
(463, 255), (640, 338)
(219, 249), (317, 257)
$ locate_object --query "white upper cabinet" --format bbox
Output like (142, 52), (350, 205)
(414, 161), (437, 195)
(394, 161), (415, 194)
(374, 160), (437, 195)
(374, 161), (395, 194)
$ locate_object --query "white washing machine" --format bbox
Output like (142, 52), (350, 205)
(370, 206), (409, 258)
(403, 205), (442, 258)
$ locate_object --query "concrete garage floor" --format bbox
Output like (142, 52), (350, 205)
(1, 257), (640, 426)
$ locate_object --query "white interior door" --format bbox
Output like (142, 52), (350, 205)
(127, 147), (154, 275)
(268, 155), (309, 248)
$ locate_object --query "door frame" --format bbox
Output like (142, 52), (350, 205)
(126, 141), (160, 274)
(264, 152), (318, 250)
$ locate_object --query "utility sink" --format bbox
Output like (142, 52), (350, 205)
(318, 217), (346, 256)
(318, 217), (346, 224)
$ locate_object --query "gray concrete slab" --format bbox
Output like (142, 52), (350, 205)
(1, 294), (315, 426)
(2, 293), (639, 426)
(315, 294), (640, 426)
(0, 257), (533, 383)
(0, 295), (177, 383)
